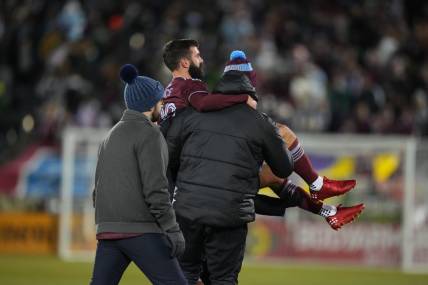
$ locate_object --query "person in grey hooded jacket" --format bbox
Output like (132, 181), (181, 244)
(90, 64), (187, 285)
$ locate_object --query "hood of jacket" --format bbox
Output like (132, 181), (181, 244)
(212, 71), (258, 101)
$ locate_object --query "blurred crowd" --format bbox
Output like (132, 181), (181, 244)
(1, 0), (428, 156)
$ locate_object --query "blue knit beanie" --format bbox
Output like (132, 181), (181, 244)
(224, 50), (258, 88)
(224, 50), (253, 73)
(119, 64), (164, 112)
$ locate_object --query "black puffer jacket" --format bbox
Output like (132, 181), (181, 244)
(167, 73), (293, 227)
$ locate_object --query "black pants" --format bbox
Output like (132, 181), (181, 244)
(177, 216), (247, 285)
(90, 234), (187, 285)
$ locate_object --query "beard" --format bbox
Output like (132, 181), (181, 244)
(189, 62), (204, 79)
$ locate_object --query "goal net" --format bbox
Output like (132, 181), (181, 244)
(59, 127), (108, 261)
(59, 128), (428, 272)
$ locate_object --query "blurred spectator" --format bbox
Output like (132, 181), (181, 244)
(1, 0), (428, 161)
(289, 44), (329, 132)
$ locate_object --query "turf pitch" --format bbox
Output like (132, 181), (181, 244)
(1, 255), (427, 285)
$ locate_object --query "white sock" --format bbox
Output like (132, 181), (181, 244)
(310, 176), (323, 191)
(319, 204), (337, 217)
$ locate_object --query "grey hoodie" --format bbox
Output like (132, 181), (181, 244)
(93, 109), (178, 234)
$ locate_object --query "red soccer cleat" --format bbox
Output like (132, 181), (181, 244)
(326, 203), (365, 231)
(310, 176), (356, 201)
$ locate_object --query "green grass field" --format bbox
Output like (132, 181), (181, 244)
(1, 255), (427, 285)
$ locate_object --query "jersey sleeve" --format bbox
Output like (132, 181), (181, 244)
(186, 79), (248, 112)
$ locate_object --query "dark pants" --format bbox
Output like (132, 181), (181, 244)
(177, 216), (247, 285)
(90, 234), (187, 285)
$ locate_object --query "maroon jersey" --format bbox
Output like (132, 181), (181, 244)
(160, 77), (248, 122)
(160, 77), (207, 121)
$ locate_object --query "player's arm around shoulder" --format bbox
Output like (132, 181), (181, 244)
(187, 78), (249, 112)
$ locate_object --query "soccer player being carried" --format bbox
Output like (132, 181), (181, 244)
(160, 39), (364, 230)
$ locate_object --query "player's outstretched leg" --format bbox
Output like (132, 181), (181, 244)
(259, 163), (285, 188)
(274, 181), (364, 230)
(310, 176), (356, 201)
(325, 204), (365, 230)
(275, 123), (357, 200)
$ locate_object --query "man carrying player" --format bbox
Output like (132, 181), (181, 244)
(160, 39), (364, 230)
